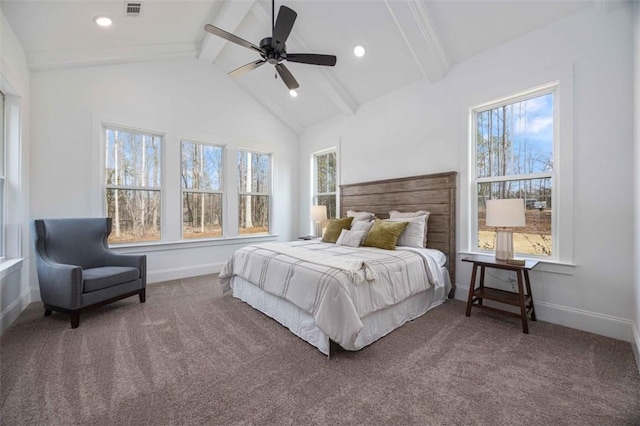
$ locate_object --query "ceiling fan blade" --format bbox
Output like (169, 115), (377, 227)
(228, 60), (266, 78)
(286, 53), (337, 67)
(204, 24), (263, 54)
(272, 6), (297, 53)
(275, 63), (299, 90)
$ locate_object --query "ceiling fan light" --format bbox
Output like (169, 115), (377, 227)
(94, 16), (113, 27)
(289, 89), (298, 98)
(354, 45), (365, 57)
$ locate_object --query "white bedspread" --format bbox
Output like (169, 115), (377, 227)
(219, 240), (445, 350)
(256, 242), (377, 284)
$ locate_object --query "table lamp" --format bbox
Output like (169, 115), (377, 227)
(486, 198), (525, 260)
(311, 205), (328, 238)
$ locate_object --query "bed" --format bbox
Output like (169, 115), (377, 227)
(220, 172), (457, 355)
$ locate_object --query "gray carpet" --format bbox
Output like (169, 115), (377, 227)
(1, 275), (639, 425)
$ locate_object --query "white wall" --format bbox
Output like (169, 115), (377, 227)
(29, 57), (299, 290)
(300, 5), (635, 341)
(0, 9), (31, 333)
(633, 1), (640, 370)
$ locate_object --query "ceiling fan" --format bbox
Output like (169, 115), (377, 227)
(203, 0), (337, 91)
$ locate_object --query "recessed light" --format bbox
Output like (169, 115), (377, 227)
(354, 45), (365, 57)
(289, 89), (298, 98)
(94, 16), (113, 27)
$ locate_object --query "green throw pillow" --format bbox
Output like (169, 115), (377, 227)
(322, 217), (354, 243)
(363, 219), (408, 250)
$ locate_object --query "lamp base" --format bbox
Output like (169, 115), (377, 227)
(314, 222), (323, 239)
(495, 229), (514, 261)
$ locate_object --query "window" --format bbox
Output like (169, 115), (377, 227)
(181, 140), (223, 239)
(105, 126), (162, 244)
(313, 150), (337, 220)
(238, 150), (271, 235)
(0, 90), (5, 260)
(0, 82), (25, 263)
(472, 87), (555, 257)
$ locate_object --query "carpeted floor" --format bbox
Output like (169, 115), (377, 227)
(1, 275), (639, 425)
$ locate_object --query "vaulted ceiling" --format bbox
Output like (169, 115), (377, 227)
(1, 0), (594, 134)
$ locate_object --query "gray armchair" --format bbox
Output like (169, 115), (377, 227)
(33, 218), (146, 328)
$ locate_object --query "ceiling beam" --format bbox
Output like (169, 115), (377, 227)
(383, 0), (450, 83)
(309, 68), (358, 116)
(27, 43), (199, 71)
(198, 0), (257, 64)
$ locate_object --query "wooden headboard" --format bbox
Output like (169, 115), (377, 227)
(340, 171), (457, 298)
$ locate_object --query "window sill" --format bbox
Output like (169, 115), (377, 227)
(110, 234), (279, 253)
(0, 258), (25, 280)
(457, 251), (575, 275)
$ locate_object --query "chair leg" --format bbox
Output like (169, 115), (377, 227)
(70, 311), (80, 329)
(139, 288), (146, 303)
(44, 309), (52, 317)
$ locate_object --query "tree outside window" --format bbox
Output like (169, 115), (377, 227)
(473, 89), (555, 257)
(181, 140), (223, 239)
(105, 126), (162, 244)
(238, 150), (271, 235)
(313, 151), (337, 222)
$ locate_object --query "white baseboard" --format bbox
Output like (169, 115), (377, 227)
(147, 261), (226, 284)
(632, 321), (640, 374)
(30, 287), (41, 303)
(454, 284), (634, 343)
(0, 288), (33, 335)
(533, 300), (633, 342)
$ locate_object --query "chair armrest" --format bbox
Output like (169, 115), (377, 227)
(35, 257), (83, 310)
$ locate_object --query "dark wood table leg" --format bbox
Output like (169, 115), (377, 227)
(524, 270), (536, 321)
(466, 263), (478, 317)
(516, 270), (529, 334)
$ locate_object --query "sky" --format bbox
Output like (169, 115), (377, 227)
(477, 92), (554, 176)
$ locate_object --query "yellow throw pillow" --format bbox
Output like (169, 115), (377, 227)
(363, 219), (408, 250)
(321, 217), (354, 243)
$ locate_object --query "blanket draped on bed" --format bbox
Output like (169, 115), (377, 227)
(256, 242), (377, 284)
(219, 240), (444, 350)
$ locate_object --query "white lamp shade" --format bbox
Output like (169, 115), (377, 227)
(311, 205), (328, 222)
(486, 199), (525, 227)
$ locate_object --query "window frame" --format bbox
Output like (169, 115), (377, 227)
(470, 83), (559, 261)
(0, 74), (25, 265)
(180, 139), (225, 240)
(312, 148), (338, 221)
(237, 149), (273, 235)
(0, 90), (5, 262)
(103, 124), (164, 244)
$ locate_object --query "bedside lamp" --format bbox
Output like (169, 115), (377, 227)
(311, 205), (328, 238)
(486, 199), (525, 261)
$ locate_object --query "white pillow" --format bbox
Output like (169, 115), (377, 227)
(389, 210), (429, 219)
(385, 215), (427, 248)
(336, 229), (366, 247)
(350, 220), (374, 245)
(347, 210), (375, 222)
(389, 210), (430, 246)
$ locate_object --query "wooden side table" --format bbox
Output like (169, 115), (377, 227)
(463, 255), (538, 333)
